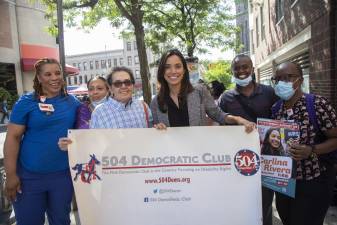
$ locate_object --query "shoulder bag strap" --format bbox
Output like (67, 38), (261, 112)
(142, 101), (149, 128)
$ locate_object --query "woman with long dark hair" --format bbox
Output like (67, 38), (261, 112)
(150, 49), (255, 130)
(261, 128), (285, 156)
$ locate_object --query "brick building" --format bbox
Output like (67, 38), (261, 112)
(249, 0), (336, 108)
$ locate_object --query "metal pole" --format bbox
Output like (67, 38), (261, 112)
(56, 0), (66, 80)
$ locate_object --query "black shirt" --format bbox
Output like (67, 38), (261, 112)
(218, 83), (278, 122)
(166, 96), (190, 127)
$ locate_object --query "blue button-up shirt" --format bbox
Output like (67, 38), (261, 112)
(90, 97), (152, 129)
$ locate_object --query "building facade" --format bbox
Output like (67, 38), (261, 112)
(0, 0), (78, 95)
(66, 40), (155, 98)
(249, 0), (336, 108)
(235, 0), (250, 55)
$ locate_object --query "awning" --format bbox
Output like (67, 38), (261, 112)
(20, 44), (79, 75)
(67, 85), (88, 95)
(21, 58), (79, 75)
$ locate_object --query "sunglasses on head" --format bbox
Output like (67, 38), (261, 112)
(112, 79), (134, 88)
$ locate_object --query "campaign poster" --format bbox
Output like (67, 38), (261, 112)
(68, 126), (262, 225)
(257, 118), (299, 197)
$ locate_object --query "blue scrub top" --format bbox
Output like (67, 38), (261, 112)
(10, 93), (80, 173)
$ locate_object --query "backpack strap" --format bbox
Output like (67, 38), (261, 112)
(304, 93), (320, 132)
(271, 100), (283, 119)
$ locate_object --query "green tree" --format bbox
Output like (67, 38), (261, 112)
(42, 0), (153, 103)
(144, 0), (237, 57)
(203, 60), (233, 90)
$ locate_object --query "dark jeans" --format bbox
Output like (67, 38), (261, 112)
(275, 166), (336, 225)
(262, 186), (274, 225)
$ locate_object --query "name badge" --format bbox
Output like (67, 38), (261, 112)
(286, 108), (293, 117)
(39, 103), (54, 112)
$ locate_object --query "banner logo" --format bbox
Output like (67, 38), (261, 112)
(234, 150), (260, 176)
(72, 154), (102, 183)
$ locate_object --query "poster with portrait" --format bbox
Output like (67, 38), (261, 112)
(257, 118), (299, 198)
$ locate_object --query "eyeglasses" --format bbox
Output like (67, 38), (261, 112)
(112, 79), (134, 88)
(271, 74), (299, 85)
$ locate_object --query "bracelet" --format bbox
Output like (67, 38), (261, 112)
(310, 145), (316, 157)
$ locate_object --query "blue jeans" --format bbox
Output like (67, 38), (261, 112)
(13, 167), (73, 225)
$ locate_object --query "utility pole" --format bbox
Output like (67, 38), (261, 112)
(56, 0), (66, 80)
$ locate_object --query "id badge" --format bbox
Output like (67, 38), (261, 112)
(38, 103), (55, 112)
(286, 108), (293, 117)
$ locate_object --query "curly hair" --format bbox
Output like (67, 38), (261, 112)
(33, 58), (67, 99)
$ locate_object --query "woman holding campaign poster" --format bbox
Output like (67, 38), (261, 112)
(271, 62), (337, 225)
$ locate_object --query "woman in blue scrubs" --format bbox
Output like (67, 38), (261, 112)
(3, 58), (80, 225)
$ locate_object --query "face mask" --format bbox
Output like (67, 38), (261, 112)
(233, 75), (253, 87)
(91, 96), (107, 108)
(274, 81), (296, 100)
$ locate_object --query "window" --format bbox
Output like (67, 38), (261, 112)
(255, 17), (259, 47)
(127, 42), (132, 51)
(79, 76), (83, 84)
(127, 56), (132, 66)
(90, 61), (93, 70)
(260, 6), (265, 41)
(240, 24), (244, 46)
(78, 63), (81, 71)
(135, 70), (140, 79)
(134, 56), (139, 64)
(276, 0), (284, 23)
(68, 77), (71, 85)
(108, 59), (112, 68)
(84, 75), (88, 83)
(95, 61), (99, 69)
(290, 0), (298, 7)
(101, 60), (106, 69)
(74, 76), (78, 84)
(245, 21), (249, 49)
(114, 58), (118, 66)
(251, 30), (255, 54)
(120, 58), (124, 65)
(83, 62), (88, 71)
(134, 41), (137, 50)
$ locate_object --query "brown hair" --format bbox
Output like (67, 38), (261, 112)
(157, 49), (194, 113)
(33, 58), (67, 98)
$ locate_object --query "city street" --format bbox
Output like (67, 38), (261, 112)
(0, 126), (336, 225)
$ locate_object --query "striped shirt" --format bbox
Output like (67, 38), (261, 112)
(90, 97), (152, 129)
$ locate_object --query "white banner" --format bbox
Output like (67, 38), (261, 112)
(68, 126), (262, 225)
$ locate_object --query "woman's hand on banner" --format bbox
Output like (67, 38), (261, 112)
(58, 137), (73, 151)
(153, 123), (167, 130)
